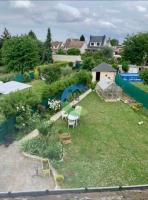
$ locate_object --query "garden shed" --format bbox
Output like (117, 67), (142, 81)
(0, 81), (31, 95)
(92, 63), (117, 82)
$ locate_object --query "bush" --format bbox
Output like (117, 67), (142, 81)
(122, 62), (129, 72)
(21, 136), (63, 160)
(82, 57), (95, 71)
(38, 121), (54, 136)
(34, 68), (40, 80)
(41, 65), (61, 84)
(0, 72), (16, 82)
(0, 70), (91, 117)
(15, 105), (41, 132)
(131, 103), (143, 111)
(61, 66), (72, 76)
(23, 72), (30, 82)
(67, 48), (80, 55)
(55, 175), (64, 185)
(140, 70), (148, 84)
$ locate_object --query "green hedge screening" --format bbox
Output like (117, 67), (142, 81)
(0, 70), (91, 118)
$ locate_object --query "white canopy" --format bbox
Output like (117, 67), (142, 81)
(0, 81), (31, 95)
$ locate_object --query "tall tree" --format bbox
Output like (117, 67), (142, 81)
(122, 33), (148, 65)
(0, 28), (11, 49)
(110, 38), (119, 46)
(28, 30), (37, 40)
(42, 28), (52, 64)
(2, 35), (39, 72)
(80, 34), (85, 41)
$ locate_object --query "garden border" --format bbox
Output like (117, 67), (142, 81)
(0, 184), (148, 198)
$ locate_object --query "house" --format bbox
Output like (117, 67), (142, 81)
(64, 38), (87, 54)
(51, 41), (64, 54)
(87, 35), (111, 51)
(92, 63), (117, 83)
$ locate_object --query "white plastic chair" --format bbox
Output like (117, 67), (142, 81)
(61, 111), (68, 120)
(68, 120), (76, 128)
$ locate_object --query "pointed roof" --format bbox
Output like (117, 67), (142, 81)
(92, 63), (117, 72)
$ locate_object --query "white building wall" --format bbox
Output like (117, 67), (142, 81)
(100, 72), (116, 82)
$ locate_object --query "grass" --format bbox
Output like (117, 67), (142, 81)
(55, 92), (148, 188)
(132, 82), (148, 92)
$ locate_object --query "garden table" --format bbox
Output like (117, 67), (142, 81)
(68, 112), (79, 126)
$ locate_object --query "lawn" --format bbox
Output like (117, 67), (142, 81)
(55, 92), (148, 188)
(132, 82), (148, 92)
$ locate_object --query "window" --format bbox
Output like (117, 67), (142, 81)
(91, 42), (94, 46)
(97, 42), (100, 46)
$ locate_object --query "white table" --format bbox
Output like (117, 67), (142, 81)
(68, 114), (79, 126)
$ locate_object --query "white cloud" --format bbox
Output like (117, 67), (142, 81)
(56, 3), (81, 21)
(136, 5), (146, 12)
(98, 20), (116, 28)
(10, 0), (33, 9)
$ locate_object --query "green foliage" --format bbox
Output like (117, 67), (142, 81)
(23, 72), (30, 82)
(112, 63), (119, 70)
(2, 35), (39, 72)
(34, 68), (40, 80)
(0, 72), (16, 82)
(0, 71), (91, 118)
(57, 49), (66, 55)
(61, 66), (72, 76)
(122, 33), (148, 65)
(41, 65), (61, 84)
(101, 47), (113, 59)
(67, 48), (80, 55)
(28, 30), (37, 40)
(38, 121), (54, 136)
(21, 136), (63, 160)
(110, 38), (119, 46)
(42, 28), (52, 64)
(82, 47), (114, 70)
(15, 105), (40, 132)
(82, 57), (95, 71)
(80, 35), (85, 41)
(122, 62), (129, 72)
(140, 70), (148, 84)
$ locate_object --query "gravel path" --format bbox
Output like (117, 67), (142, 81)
(0, 142), (55, 192)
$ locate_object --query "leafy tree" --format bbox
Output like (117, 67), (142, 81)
(57, 49), (66, 55)
(41, 65), (61, 84)
(67, 48), (80, 55)
(82, 57), (95, 71)
(140, 70), (148, 84)
(122, 33), (148, 65)
(28, 30), (37, 40)
(101, 47), (113, 59)
(110, 38), (119, 46)
(2, 35), (39, 72)
(80, 35), (85, 41)
(42, 28), (52, 64)
(122, 62), (129, 72)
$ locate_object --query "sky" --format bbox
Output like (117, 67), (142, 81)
(0, 0), (148, 43)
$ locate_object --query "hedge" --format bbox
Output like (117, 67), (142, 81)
(0, 70), (91, 118)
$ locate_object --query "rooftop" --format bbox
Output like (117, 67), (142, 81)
(64, 39), (85, 49)
(92, 63), (117, 72)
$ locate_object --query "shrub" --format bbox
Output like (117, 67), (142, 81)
(21, 137), (63, 160)
(15, 105), (41, 132)
(67, 48), (80, 55)
(89, 82), (96, 90)
(82, 57), (95, 71)
(34, 68), (40, 80)
(131, 103), (143, 111)
(48, 99), (61, 113)
(38, 121), (54, 136)
(55, 175), (64, 185)
(41, 65), (61, 84)
(37, 104), (46, 117)
(61, 66), (72, 76)
(122, 62), (129, 72)
(140, 70), (148, 84)
(0, 72), (16, 82)
(23, 72), (30, 82)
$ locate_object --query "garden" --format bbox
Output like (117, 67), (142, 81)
(53, 92), (148, 188)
